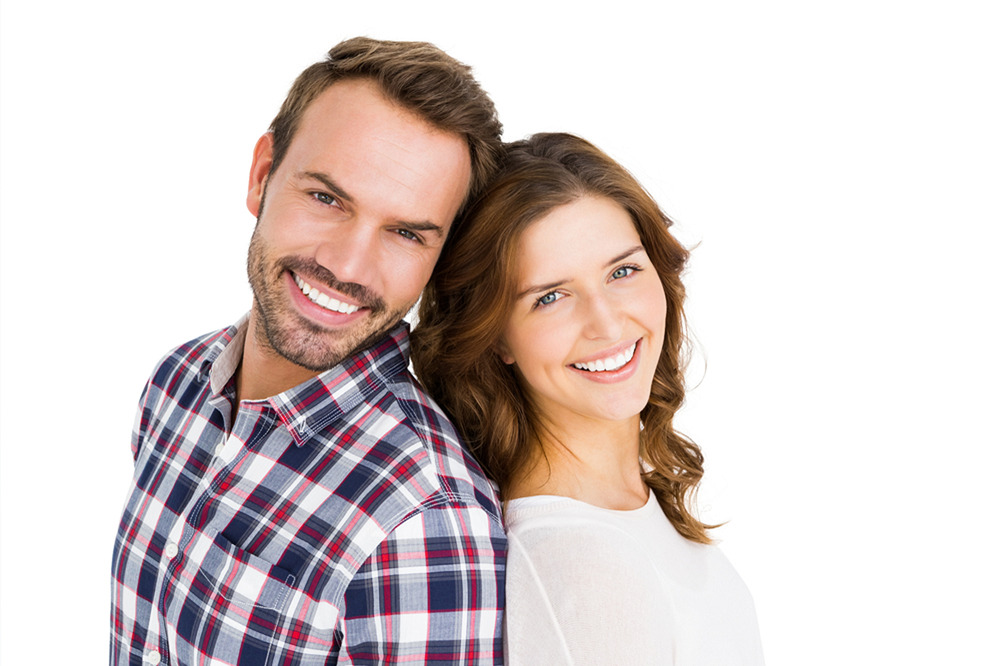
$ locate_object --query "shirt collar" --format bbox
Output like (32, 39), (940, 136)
(208, 314), (249, 396)
(209, 314), (412, 447)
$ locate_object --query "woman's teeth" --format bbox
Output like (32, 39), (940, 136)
(294, 275), (360, 314)
(573, 343), (636, 372)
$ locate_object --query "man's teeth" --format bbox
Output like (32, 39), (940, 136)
(573, 343), (636, 372)
(294, 275), (360, 314)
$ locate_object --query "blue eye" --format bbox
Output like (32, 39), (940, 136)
(611, 265), (637, 280)
(534, 291), (563, 308)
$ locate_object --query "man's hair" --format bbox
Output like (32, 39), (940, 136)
(413, 133), (714, 544)
(268, 37), (503, 212)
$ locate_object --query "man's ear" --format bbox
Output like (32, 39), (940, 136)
(247, 132), (275, 218)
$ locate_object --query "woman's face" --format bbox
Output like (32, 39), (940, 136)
(499, 195), (667, 431)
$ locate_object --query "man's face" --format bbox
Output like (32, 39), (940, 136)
(245, 78), (472, 372)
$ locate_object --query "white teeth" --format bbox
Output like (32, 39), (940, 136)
(294, 275), (360, 315)
(573, 343), (636, 373)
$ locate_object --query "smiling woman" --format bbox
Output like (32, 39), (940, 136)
(412, 132), (765, 664)
(496, 195), (667, 433)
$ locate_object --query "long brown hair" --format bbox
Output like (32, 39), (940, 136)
(412, 133), (713, 543)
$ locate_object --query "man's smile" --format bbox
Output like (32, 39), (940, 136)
(293, 273), (362, 314)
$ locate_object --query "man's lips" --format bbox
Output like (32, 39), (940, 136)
(292, 273), (362, 314)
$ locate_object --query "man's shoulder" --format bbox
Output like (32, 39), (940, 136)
(149, 325), (234, 372)
(384, 370), (458, 445)
(374, 369), (502, 524)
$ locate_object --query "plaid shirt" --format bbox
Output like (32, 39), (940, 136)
(110, 317), (506, 665)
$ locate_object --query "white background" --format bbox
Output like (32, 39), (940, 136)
(2, 1), (998, 663)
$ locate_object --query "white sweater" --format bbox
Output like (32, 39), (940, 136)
(503, 493), (765, 665)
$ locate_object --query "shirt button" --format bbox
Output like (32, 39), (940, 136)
(164, 542), (179, 560)
(144, 649), (161, 664)
(214, 442), (225, 456)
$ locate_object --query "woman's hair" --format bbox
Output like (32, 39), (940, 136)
(412, 132), (713, 543)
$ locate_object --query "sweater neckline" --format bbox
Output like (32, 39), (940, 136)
(506, 488), (656, 519)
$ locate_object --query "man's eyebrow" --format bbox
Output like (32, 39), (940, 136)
(396, 219), (446, 238)
(300, 171), (354, 203)
(516, 245), (646, 299)
(300, 170), (444, 238)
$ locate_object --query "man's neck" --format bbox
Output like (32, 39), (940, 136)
(235, 317), (317, 403)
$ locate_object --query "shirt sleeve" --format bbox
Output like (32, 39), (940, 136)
(338, 501), (507, 664)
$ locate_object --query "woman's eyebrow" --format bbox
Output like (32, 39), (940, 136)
(516, 245), (646, 299)
(604, 245), (644, 267)
(517, 279), (566, 300)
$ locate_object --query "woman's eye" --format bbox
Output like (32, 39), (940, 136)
(535, 291), (563, 308)
(611, 266), (636, 280)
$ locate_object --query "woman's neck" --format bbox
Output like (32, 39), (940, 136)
(508, 415), (648, 510)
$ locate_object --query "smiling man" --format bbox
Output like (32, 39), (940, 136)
(110, 38), (506, 665)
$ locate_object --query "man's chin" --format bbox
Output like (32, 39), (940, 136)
(265, 316), (403, 374)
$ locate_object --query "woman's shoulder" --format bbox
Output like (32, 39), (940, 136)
(505, 493), (739, 587)
(503, 493), (765, 665)
(503, 494), (680, 664)
(505, 494), (667, 602)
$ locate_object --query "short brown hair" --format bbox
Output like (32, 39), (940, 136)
(412, 133), (713, 543)
(268, 37), (503, 212)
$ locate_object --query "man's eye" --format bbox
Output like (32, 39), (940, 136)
(313, 192), (337, 206)
(396, 229), (419, 241)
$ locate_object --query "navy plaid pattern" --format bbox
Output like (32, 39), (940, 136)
(110, 318), (506, 664)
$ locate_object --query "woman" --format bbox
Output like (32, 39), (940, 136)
(412, 133), (764, 664)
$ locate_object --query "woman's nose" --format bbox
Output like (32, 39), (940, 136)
(581, 293), (624, 341)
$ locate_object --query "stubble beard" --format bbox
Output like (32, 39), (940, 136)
(245, 227), (411, 373)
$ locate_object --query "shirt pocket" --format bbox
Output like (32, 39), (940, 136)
(197, 531), (297, 611)
(167, 531), (301, 664)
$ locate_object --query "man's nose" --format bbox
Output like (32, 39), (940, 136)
(314, 220), (380, 290)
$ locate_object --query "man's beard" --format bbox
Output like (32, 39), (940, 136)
(246, 227), (411, 373)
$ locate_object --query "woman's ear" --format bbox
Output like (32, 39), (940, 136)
(495, 340), (515, 365)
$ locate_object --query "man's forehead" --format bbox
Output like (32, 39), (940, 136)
(300, 79), (440, 146)
(285, 86), (471, 231)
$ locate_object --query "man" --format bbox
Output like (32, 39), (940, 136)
(111, 38), (506, 665)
